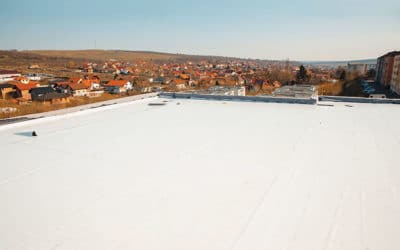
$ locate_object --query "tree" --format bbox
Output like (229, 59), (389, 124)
(367, 69), (376, 79)
(296, 65), (309, 83)
(339, 70), (346, 81)
(268, 68), (294, 85)
(66, 61), (77, 69)
(335, 68), (346, 81)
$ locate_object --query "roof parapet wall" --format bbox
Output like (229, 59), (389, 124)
(319, 96), (400, 104)
(160, 92), (317, 105)
(160, 92), (400, 105)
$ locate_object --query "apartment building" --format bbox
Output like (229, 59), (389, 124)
(390, 55), (400, 94)
(376, 51), (400, 88)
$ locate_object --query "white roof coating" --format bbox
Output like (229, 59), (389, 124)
(1, 98), (400, 250)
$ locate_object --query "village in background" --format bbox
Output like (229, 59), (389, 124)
(0, 49), (399, 118)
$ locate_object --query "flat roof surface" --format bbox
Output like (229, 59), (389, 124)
(1, 98), (400, 249)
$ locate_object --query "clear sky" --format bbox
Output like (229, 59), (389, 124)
(1, 0), (399, 61)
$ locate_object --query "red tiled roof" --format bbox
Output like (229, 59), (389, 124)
(69, 77), (82, 84)
(173, 78), (187, 85)
(107, 80), (128, 87)
(69, 83), (89, 90)
(14, 77), (30, 82)
(180, 74), (190, 80)
(81, 79), (95, 88)
(14, 82), (38, 91)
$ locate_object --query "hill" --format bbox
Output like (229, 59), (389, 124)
(24, 50), (187, 62)
(21, 50), (251, 64)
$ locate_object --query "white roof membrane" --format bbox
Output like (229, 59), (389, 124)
(0, 98), (400, 250)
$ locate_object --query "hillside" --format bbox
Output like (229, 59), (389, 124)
(25, 50), (187, 62)
(22, 50), (253, 64)
(0, 49), (256, 81)
(0, 50), (254, 71)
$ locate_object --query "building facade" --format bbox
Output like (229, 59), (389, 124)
(375, 51), (400, 89)
(390, 55), (400, 94)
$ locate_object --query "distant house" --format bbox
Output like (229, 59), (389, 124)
(67, 82), (103, 98)
(86, 90), (104, 98)
(69, 84), (90, 97)
(152, 77), (165, 84)
(30, 87), (56, 100)
(136, 86), (152, 93)
(69, 76), (101, 90)
(105, 80), (133, 94)
(170, 78), (187, 90)
(13, 81), (40, 100)
(81, 77), (101, 90)
(14, 77), (31, 84)
(54, 76), (103, 97)
(30, 87), (70, 104)
(53, 82), (73, 95)
(0, 83), (16, 99)
(28, 64), (40, 69)
(179, 74), (190, 80)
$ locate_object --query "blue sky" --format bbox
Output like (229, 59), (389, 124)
(1, 0), (399, 60)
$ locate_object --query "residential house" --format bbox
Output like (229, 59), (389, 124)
(13, 81), (40, 100)
(14, 77), (31, 84)
(82, 76), (104, 97)
(30, 87), (56, 100)
(180, 74), (190, 80)
(55, 76), (103, 97)
(30, 87), (70, 104)
(135, 85), (152, 93)
(70, 76), (101, 90)
(53, 82), (73, 95)
(69, 83), (90, 97)
(81, 76), (101, 90)
(170, 78), (187, 90)
(151, 77), (165, 84)
(28, 64), (40, 69)
(105, 80), (133, 94)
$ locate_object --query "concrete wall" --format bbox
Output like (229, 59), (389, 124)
(160, 92), (316, 105)
(319, 96), (400, 104)
(160, 92), (400, 105)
